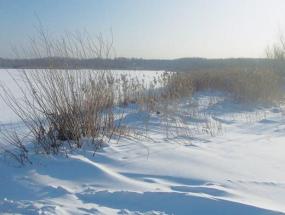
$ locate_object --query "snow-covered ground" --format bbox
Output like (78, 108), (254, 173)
(1, 69), (285, 215)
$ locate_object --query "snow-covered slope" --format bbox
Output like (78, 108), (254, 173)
(1, 69), (285, 215)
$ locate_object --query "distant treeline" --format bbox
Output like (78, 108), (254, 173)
(0, 57), (281, 71)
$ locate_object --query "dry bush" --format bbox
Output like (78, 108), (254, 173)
(1, 70), (124, 155)
(0, 28), (123, 156)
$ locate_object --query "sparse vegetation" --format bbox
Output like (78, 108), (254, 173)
(1, 27), (285, 165)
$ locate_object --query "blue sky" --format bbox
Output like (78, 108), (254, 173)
(1, 0), (285, 59)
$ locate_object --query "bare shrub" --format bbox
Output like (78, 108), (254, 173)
(0, 68), (127, 155)
(0, 28), (124, 156)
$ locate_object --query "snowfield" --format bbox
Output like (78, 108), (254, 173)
(1, 69), (285, 215)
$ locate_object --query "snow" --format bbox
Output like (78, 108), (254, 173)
(1, 69), (285, 214)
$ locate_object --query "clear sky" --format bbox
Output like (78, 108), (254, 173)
(1, 0), (285, 59)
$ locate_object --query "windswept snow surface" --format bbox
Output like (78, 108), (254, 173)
(1, 69), (285, 215)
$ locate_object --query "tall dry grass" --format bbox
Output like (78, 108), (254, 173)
(192, 68), (282, 103)
(1, 70), (124, 154)
(0, 28), (124, 157)
(164, 68), (283, 104)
